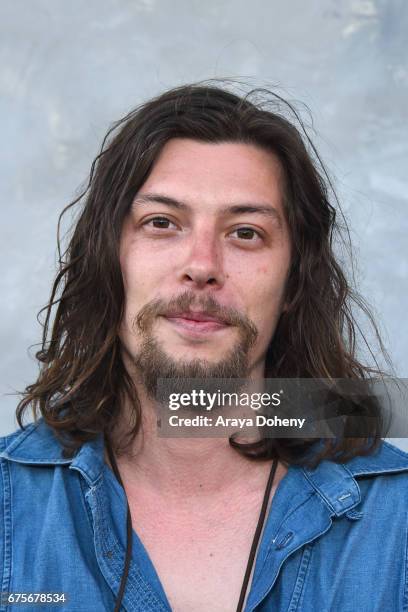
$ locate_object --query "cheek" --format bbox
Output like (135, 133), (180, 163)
(121, 244), (157, 292)
(246, 268), (289, 328)
(120, 249), (175, 322)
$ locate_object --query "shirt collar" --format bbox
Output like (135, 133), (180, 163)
(0, 419), (105, 487)
(2, 418), (408, 493)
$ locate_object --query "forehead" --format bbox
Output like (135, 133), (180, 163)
(138, 138), (285, 212)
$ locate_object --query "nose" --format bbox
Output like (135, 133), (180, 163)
(178, 229), (225, 289)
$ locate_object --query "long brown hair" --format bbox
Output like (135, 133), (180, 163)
(16, 81), (391, 466)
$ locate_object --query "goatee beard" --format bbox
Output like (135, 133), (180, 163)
(131, 290), (258, 399)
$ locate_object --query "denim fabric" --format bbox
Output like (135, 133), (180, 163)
(1, 419), (408, 611)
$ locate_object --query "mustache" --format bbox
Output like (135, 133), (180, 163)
(133, 290), (258, 346)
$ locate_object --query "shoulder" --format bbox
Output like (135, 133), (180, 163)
(0, 417), (105, 490)
(0, 419), (70, 464)
(345, 439), (408, 479)
(346, 439), (408, 499)
(0, 426), (24, 453)
(343, 440), (408, 519)
(301, 439), (408, 522)
(0, 425), (29, 498)
(0, 420), (61, 487)
(0, 420), (74, 510)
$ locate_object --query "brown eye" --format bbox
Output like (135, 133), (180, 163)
(233, 227), (261, 240)
(144, 216), (174, 229)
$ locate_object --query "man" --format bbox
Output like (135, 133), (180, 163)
(1, 83), (407, 612)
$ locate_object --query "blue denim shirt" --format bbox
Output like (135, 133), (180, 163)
(1, 419), (408, 611)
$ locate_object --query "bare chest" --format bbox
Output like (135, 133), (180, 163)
(127, 494), (275, 612)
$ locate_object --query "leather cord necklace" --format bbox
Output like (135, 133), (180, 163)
(105, 435), (278, 612)
(105, 436), (133, 612)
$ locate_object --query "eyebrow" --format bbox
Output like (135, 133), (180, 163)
(132, 193), (283, 228)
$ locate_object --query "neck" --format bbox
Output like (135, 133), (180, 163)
(106, 361), (288, 501)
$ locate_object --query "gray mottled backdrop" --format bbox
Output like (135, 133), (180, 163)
(1, 1), (407, 447)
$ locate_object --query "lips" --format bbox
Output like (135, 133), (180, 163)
(165, 311), (228, 324)
(163, 310), (230, 335)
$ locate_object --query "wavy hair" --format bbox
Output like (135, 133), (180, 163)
(16, 81), (391, 467)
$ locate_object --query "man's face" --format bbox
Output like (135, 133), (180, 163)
(119, 139), (291, 394)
